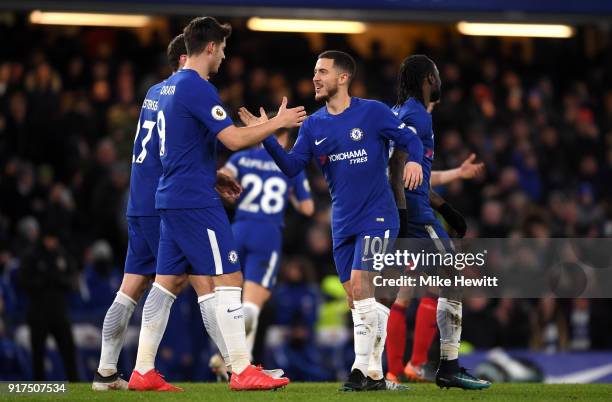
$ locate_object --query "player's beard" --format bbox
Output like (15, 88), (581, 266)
(315, 83), (338, 103)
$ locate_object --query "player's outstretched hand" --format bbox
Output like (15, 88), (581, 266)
(215, 171), (242, 203)
(459, 153), (485, 180)
(403, 161), (423, 190)
(238, 106), (268, 127)
(276, 96), (307, 128)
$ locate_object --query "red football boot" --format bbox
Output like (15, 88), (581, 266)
(128, 369), (183, 392)
(230, 365), (289, 391)
(404, 361), (427, 383)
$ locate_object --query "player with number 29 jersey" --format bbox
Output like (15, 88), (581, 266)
(224, 147), (311, 288)
(155, 69), (231, 210)
(154, 68), (240, 276)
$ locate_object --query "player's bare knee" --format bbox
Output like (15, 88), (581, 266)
(213, 270), (243, 288)
(351, 281), (370, 301)
(119, 274), (151, 301)
(189, 274), (215, 296)
(176, 273), (189, 290)
(346, 295), (354, 310)
(243, 281), (270, 306)
(154, 274), (183, 295)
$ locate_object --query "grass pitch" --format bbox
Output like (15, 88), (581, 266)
(4, 382), (612, 401)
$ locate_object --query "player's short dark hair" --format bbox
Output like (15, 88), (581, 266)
(397, 54), (436, 106)
(167, 34), (187, 71)
(318, 50), (356, 82)
(183, 16), (232, 56)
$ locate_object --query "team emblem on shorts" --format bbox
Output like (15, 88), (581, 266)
(211, 105), (227, 121)
(350, 128), (364, 141)
(228, 250), (239, 264)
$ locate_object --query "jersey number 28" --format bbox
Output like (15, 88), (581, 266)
(238, 174), (286, 214)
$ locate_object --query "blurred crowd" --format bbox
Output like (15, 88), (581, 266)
(1, 15), (612, 381)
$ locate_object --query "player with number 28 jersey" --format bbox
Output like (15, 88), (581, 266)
(221, 130), (313, 359)
(224, 146), (312, 288)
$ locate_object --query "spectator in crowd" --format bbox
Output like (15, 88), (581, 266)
(74, 240), (123, 323)
(530, 297), (569, 353)
(17, 224), (79, 381)
(0, 317), (30, 380)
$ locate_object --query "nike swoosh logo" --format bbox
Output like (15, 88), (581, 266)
(362, 257), (375, 262)
(315, 137), (327, 145)
(546, 362), (612, 383)
(227, 306), (242, 313)
(354, 324), (365, 328)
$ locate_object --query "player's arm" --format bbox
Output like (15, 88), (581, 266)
(289, 171), (314, 217)
(263, 123), (312, 178)
(185, 82), (305, 151)
(237, 105), (312, 178)
(215, 170), (241, 203)
(218, 166), (236, 179)
(389, 147), (407, 209)
(219, 155), (238, 181)
(389, 146), (408, 237)
(290, 195), (315, 217)
(429, 189), (467, 238)
(430, 153), (484, 186)
(216, 155), (241, 203)
(298, 200), (314, 216)
(377, 103), (424, 190)
(217, 97), (306, 151)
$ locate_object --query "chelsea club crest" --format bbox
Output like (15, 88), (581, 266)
(350, 128), (364, 141)
(228, 250), (239, 264)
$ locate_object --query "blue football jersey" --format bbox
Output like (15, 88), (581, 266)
(225, 147), (311, 226)
(155, 69), (233, 209)
(393, 97), (436, 224)
(263, 97), (423, 238)
(126, 82), (163, 217)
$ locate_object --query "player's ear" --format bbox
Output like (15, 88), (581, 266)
(428, 72), (437, 87)
(206, 42), (214, 54)
(340, 72), (349, 85)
